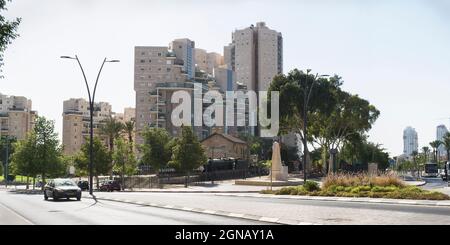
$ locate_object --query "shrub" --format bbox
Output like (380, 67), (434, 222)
(277, 187), (297, 195)
(303, 180), (321, 192)
(322, 173), (405, 189)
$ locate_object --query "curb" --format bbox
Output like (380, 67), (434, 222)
(86, 195), (321, 225)
(121, 190), (262, 193)
(214, 193), (450, 207)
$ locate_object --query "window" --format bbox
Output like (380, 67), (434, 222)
(141, 52), (145, 55)
(149, 59), (152, 63)
(158, 53), (161, 57)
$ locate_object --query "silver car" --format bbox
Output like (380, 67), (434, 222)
(44, 178), (82, 201)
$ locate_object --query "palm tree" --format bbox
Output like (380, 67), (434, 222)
(124, 120), (135, 152)
(100, 116), (124, 178)
(422, 146), (430, 163)
(429, 140), (442, 163)
(412, 150), (419, 178)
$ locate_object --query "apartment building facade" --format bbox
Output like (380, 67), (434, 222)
(62, 98), (134, 155)
(225, 22), (283, 92)
(0, 93), (37, 140)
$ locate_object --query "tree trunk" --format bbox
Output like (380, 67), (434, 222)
(32, 177), (35, 190)
(26, 176), (29, 190)
(122, 161), (125, 191)
(96, 175), (100, 190)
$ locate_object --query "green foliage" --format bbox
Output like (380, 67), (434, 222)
(10, 133), (39, 178)
(340, 137), (390, 170)
(34, 117), (65, 180)
(267, 183), (449, 200)
(75, 136), (111, 177)
(303, 180), (320, 192)
(0, 0), (21, 76)
(268, 69), (380, 173)
(0, 135), (16, 167)
(140, 127), (173, 171)
(169, 126), (207, 174)
(113, 138), (137, 176)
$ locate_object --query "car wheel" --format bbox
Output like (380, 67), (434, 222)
(53, 191), (59, 201)
(77, 195), (81, 201)
(44, 192), (48, 200)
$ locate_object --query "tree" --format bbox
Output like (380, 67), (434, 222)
(75, 137), (111, 189)
(269, 69), (380, 174)
(140, 127), (172, 172)
(0, 135), (16, 179)
(33, 116), (65, 184)
(340, 136), (390, 171)
(113, 138), (137, 190)
(309, 89), (379, 173)
(11, 133), (38, 189)
(169, 126), (207, 187)
(123, 120), (135, 152)
(100, 116), (124, 178)
(412, 150), (419, 178)
(430, 140), (441, 163)
(268, 70), (339, 171)
(422, 146), (430, 163)
(0, 0), (21, 77)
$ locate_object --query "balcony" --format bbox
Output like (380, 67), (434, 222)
(166, 52), (176, 58)
(157, 100), (166, 106)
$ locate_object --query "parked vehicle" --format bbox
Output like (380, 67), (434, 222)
(423, 162), (438, 178)
(77, 180), (89, 191)
(99, 180), (121, 192)
(44, 178), (82, 201)
(441, 162), (449, 181)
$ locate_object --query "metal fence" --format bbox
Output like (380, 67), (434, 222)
(101, 167), (269, 189)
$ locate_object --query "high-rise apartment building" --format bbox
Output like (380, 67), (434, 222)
(225, 22), (283, 92)
(195, 48), (225, 77)
(403, 126), (418, 156)
(62, 98), (133, 155)
(134, 44), (190, 145)
(0, 93), (37, 140)
(437, 124), (448, 157)
(170, 39), (196, 79)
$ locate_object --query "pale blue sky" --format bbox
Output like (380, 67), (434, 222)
(1, 0), (450, 155)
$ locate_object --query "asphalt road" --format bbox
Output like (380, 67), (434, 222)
(91, 191), (450, 225)
(0, 190), (272, 225)
(422, 177), (448, 190)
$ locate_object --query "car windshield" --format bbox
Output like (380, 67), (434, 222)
(54, 179), (77, 187)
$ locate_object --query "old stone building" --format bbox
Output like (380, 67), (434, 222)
(201, 133), (248, 160)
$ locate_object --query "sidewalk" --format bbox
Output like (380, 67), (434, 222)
(122, 180), (284, 193)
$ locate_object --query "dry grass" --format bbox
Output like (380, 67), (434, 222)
(322, 172), (405, 190)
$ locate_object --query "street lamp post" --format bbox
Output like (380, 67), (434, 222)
(302, 70), (329, 184)
(61, 56), (119, 195)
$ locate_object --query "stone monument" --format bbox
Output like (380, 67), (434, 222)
(271, 141), (288, 181)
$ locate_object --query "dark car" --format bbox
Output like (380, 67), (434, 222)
(44, 178), (82, 201)
(77, 180), (89, 191)
(99, 180), (121, 192)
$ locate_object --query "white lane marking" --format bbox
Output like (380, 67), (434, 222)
(202, 210), (217, 214)
(0, 201), (34, 225)
(228, 213), (245, 218)
(259, 217), (279, 223)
